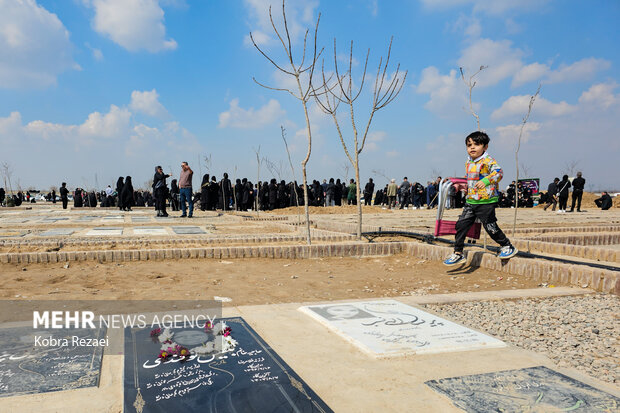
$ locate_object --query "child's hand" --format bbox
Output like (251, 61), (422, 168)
(475, 181), (486, 190)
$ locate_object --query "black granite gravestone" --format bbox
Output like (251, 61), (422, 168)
(0, 326), (106, 397)
(426, 365), (620, 413)
(124, 317), (332, 412)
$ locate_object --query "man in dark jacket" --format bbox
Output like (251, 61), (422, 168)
(60, 182), (69, 209)
(595, 192), (612, 210)
(364, 178), (374, 206)
(543, 178), (559, 211)
(569, 171), (585, 212)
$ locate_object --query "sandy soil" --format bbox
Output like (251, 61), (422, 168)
(2, 254), (544, 304)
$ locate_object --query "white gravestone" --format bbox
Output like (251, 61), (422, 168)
(300, 300), (506, 358)
(86, 227), (123, 236)
(133, 227), (168, 235)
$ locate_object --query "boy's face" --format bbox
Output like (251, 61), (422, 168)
(466, 139), (488, 159)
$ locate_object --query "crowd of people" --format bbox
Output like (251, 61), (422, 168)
(0, 168), (614, 213)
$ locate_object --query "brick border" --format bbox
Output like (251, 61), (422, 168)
(0, 242), (406, 265)
(512, 239), (618, 263)
(404, 242), (619, 295)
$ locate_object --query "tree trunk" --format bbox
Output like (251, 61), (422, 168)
(355, 155), (362, 240)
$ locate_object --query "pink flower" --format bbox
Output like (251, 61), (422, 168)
(150, 328), (161, 337)
(158, 350), (170, 360)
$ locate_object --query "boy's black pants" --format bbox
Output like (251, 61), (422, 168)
(454, 202), (511, 253)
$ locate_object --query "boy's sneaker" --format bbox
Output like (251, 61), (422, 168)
(443, 253), (466, 266)
(498, 245), (518, 260)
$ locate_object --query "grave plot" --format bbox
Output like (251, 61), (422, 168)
(131, 216), (153, 223)
(300, 300), (505, 357)
(132, 227), (168, 236)
(86, 227), (123, 236)
(75, 216), (98, 222)
(124, 317), (332, 412)
(171, 226), (207, 235)
(0, 326), (106, 398)
(38, 228), (78, 236)
(40, 217), (70, 223)
(426, 366), (620, 413)
(0, 230), (27, 237)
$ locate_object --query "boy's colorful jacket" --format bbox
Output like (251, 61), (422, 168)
(466, 152), (503, 204)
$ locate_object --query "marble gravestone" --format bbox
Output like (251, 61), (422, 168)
(133, 227), (167, 236)
(124, 317), (332, 413)
(0, 326), (106, 397)
(39, 228), (77, 236)
(132, 217), (152, 223)
(426, 366), (620, 413)
(86, 227), (123, 236)
(171, 226), (206, 235)
(300, 300), (506, 357)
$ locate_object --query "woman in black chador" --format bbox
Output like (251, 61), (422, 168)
(169, 179), (180, 211)
(116, 177), (125, 210)
(209, 176), (219, 210)
(233, 179), (243, 210)
(200, 174), (210, 211)
(121, 176), (134, 211)
(153, 166), (170, 217)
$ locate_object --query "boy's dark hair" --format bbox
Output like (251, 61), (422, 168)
(465, 131), (490, 146)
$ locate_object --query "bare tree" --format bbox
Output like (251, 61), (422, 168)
(264, 158), (285, 181)
(371, 169), (390, 182)
(281, 126), (301, 222)
(1, 162), (14, 197)
(460, 66), (487, 248)
(513, 85), (541, 235)
(460, 66), (487, 131)
(250, 0), (323, 245)
(203, 153), (213, 174)
(519, 162), (533, 178)
(314, 38), (407, 239)
(564, 159), (579, 177)
(338, 162), (351, 182)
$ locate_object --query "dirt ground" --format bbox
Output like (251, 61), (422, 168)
(2, 253), (544, 305)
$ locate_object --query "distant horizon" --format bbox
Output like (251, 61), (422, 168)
(1, 1), (619, 192)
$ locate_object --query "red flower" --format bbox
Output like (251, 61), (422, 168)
(158, 350), (171, 360)
(150, 328), (161, 337)
(204, 321), (213, 331)
(221, 327), (232, 336)
(176, 345), (191, 361)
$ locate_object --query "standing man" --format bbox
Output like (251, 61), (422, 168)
(387, 179), (398, 209)
(569, 172), (585, 212)
(179, 161), (194, 218)
(399, 177), (411, 209)
(363, 178), (374, 206)
(60, 182), (69, 209)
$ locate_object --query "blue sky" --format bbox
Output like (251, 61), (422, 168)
(1, 0), (619, 191)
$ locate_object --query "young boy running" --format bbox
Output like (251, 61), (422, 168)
(444, 131), (518, 266)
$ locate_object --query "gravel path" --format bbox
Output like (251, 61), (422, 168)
(425, 294), (619, 386)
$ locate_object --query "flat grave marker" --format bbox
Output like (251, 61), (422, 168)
(39, 228), (77, 236)
(0, 326), (106, 398)
(131, 217), (152, 223)
(171, 226), (206, 235)
(0, 230), (27, 237)
(86, 227), (123, 236)
(426, 366), (620, 413)
(124, 317), (332, 412)
(133, 227), (168, 236)
(300, 300), (506, 357)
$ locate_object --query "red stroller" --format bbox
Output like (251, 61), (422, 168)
(434, 177), (481, 239)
